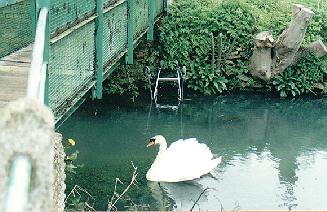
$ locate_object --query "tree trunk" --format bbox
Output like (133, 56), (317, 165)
(292, 39), (327, 65)
(249, 4), (327, 81)
(272, 4), (314, 75)
(249, 32), (274, 81)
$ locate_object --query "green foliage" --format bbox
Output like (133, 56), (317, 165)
(65, 150), (80, 174)
(104, 41), (159, 100)
(105, 65), (143, 101)
(242, 0), (291, 36)
(159, 0), (257, 95)
(106, 0), (327, 98)
(270, 54), (327, 97)
(63, 139), (93, 211)
(64, 138), (83, 177)
(159, 0), (327, 96)
(211, 1), (257, 57)
(187, 61), (228, 94)
(305, 8), (327, 44)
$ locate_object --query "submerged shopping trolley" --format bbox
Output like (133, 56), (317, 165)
(144, 61), (186, 108)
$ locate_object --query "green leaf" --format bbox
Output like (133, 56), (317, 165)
(280, 90), (287, 97)
(67, 150), (79, 161)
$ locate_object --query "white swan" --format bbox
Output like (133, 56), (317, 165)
(146, 135), (221, 182)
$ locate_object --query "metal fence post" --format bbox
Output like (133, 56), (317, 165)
(163, 0), (168, 16)
(126, 0), (135, 64)
(147, 0), (155, 41)
(94, 0), (104, 99)
(44, 8), (50, 105)
(35, 0), (50, 105)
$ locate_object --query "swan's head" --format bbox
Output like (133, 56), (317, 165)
(146, 135), (166, 147)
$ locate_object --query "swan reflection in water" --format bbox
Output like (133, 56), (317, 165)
(147, 177), (217, 211)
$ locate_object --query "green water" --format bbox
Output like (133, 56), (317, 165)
(59, 94), (327, 210)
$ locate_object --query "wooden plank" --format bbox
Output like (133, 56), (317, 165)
(0, 45), (31, 108)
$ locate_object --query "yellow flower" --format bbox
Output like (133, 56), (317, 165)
(68, 138), (76, 146)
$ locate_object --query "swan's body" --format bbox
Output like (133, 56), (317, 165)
(146, 135), (221, 182)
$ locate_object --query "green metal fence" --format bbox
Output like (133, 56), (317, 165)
(0, 0), (34, 57)
(49, 0), (96, 35)
(1, 0), (164, 121)
(103, 1), (128, 67)
(48, 22), (95, 111)
(48, 0), (164, 120)
(133, 0), (148, 38)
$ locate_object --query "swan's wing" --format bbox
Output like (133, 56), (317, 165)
(159, 138), (218, 181)
(165, 138), (214, 162)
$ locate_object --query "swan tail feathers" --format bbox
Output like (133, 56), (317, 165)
(210, 156), (222, 171)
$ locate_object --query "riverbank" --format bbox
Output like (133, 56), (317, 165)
(105, 0), (327, 100)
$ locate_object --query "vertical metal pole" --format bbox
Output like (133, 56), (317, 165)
(217, 33), (222, 72)
(44, 7), (50, 105)
(95, 0), (104, 99)
(163, 0), (168, 16)
(147, 0), (155, 41)
(5, 156), (32, 212)
(211, 33), (215, 73)
(126, 0), (135, 64)
(36, 0), (50, 105)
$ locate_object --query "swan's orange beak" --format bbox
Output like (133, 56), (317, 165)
(146, 141), (155, 147)
(147, 138), (156, 147)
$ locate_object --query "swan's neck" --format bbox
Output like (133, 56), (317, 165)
(157, 140), (167, 157)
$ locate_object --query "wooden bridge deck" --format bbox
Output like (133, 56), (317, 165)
(0, 45), (32, 108)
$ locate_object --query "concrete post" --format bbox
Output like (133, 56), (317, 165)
(0, 98), (65, 212)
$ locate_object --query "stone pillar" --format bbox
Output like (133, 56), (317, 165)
(0, 98), (65, 212)
(53, 133), (66, 212)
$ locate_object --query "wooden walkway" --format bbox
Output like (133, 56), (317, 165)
(0, 46), (32, 108)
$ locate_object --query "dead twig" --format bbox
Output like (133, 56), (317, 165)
(107, 161), (138, 211)
(190, 187), (210, 211)
(65, 185), (96, 211)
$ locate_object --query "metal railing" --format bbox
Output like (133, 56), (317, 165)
(27, 5), (49, 103)
(5, 2), (49, 211)
(5, 156), (32, 212)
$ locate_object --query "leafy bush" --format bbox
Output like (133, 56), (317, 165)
(104, 41), (159, 101)
(105, 0), (327, 98)
(241, 0), (291, 36)
(305, 8), (327, 44)
(105, 65), (144, 101)
(159, 0), (257, 95)
(270, 54), (327, 97)
(159, 0), (327, 96)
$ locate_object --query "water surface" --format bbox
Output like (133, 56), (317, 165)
(59, 94), (327, 210)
